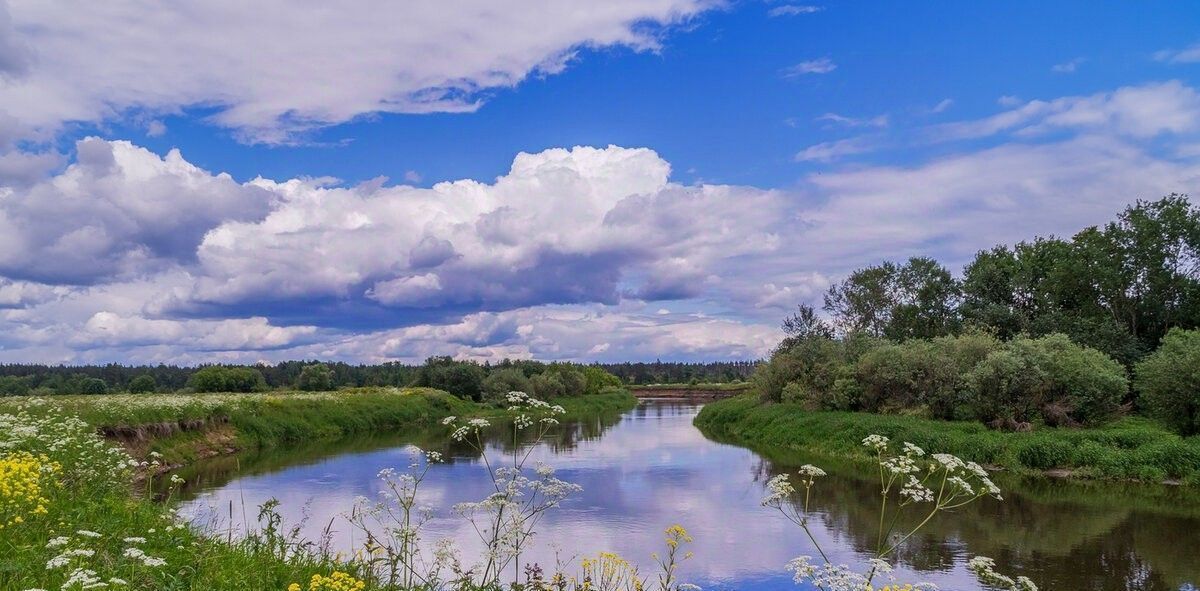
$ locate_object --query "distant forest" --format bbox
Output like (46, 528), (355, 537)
(0, 358), (757, 396)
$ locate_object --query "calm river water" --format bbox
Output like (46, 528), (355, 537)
(174, 400), (1200, 591)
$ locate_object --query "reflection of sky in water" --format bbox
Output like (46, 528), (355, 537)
(179, 401), (1199, 591)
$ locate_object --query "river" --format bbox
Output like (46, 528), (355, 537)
(173, 399), (1200, 590)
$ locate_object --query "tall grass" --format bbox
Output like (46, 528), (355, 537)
(695, 395), (1200, 484)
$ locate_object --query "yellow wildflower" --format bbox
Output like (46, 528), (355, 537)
(0, 451), (58, 529)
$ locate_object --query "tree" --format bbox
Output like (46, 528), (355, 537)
(1135, 328), (1200, 435)
(782, 304), (833, 341)
(296, 363), (335, 391)
(824, 257), (960, 339)
(128, 374), (156, 394)
(417, 357), (486, 400)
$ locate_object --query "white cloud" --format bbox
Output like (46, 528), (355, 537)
(0, 137), (275, 283)
(815, 112), (888, 128)
(0, 0), (715, 144)
(1154, 43), (1200, 63)
(3, 82), (1200, 363)
(1051, 57), (1085, 73)
(930, 98), (954, 114)
(782, 57), (836, 77)
(934, 80), (1200, 141)
(767, 5), (822, 17)
(795, 136), (876, 162)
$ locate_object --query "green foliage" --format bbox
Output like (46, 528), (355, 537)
(296, 363), (336, 392)
(0, 375), (30, 396)
(481, 367), (532, 400)
(823, 257), (961, 340)
(581, 365), (622, 395)
(530, 372), (566, 399)
(79, 377), (109, 395)
(695, 395), (1200, 483)
(188, 366), (268, 393)
(415, 357), (486, 401)
(1135, 328), (1200, 435)
(127, 374), (156, 394)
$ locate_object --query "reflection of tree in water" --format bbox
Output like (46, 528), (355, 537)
(167, 409), (627, 498)
(755, 457), (1200, 591)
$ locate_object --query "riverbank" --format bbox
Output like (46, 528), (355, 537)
(694, 395), (1200, 485)
(0, 388), (636, 590)
(4, 387), (637, 470)
(629, 382), (751, 399)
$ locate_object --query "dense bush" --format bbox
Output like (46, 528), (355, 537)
(188, 366), (268, 393)
(79, 377), (109, 395)
(296, 363), (335, 391)
(530, 372), (567, 399)
(0, 375), (30, 396)
(128, 374), (156, 394)
(753, 331), (1127, 429)
(481, 367), (532, 400)
(1135, 328), (1200, 435)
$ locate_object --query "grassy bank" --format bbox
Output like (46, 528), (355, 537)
(629, 382), (750, 392)
(695, 395), (1200, 484)
(3, 387), (637, 468)
(0, 389), (636, 590)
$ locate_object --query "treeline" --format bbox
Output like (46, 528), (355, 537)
(597, 361), (757, 384)
(761, 195), (1200, 435)
(0, 357), (627, 402)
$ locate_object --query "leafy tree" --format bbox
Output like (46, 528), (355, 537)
(416, 357), (485, 400)
(128, 374), (156, 394)
(296, 363), (335, 391)
(1135, 328), (1200, 435)
(580, 366), (622, 395)
(782, 304), (833, 341)
(824, 257), (960, 340)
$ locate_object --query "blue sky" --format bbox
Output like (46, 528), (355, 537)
(2, 1), (1200, 364)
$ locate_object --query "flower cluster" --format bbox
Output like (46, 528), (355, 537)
(0, 451), (58, 529)
(289, 571), (366, 591)
(967, 557), (1038, 591)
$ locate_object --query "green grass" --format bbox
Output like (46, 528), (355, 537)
(694, 395), (1200, 484)
(0, 388), (636, 590)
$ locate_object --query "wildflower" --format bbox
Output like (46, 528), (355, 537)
(761, 474), (795, 506)
(797, 464), (826, 478)
(76, 530), (102, 538)
(0, 451), (58, 529)
(862, 434), (890, 452)
(122, 537), (146, 544)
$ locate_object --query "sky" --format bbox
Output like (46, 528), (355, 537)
(2, 1), (1200, 365)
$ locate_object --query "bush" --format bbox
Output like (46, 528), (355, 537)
(965, 346), (1048, 427)
(296, 363), (336, 391)
(1135, 328), (1200, 435)
(481, 367), (532, 401)
(855, 342), (958, 417)
(79, 377), (109, 395)
(545, 365), (587, 396)
(530, 372), (566, 399)
(128, 374), (157, 394)
(188, 366), (268, 393)
(581, 365), (623, 395)
(1032, 334), (1127, 426)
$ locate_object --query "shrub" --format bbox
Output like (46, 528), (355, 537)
(1135, 328), (1200, 435)
(530, 372), (566, 399)
(79, 377), (109, 395)
(1030, 334), (1127, 426)
(482, 368), (532, 401)
(188, 366), (268, 393)
(297, 363), (335, 391)
(581, 366), (622, 395)
(965, 346), (1048, 427)
(0, 376), (30, 396)
(854, 342), (957, 417)
(128, 374), (156, 394)
(545, 365), (587, 396)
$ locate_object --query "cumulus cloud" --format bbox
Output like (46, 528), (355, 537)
(0, 138), (275, 283)
(0, 0), (715, 143)
(3, 81), (1200, 363)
